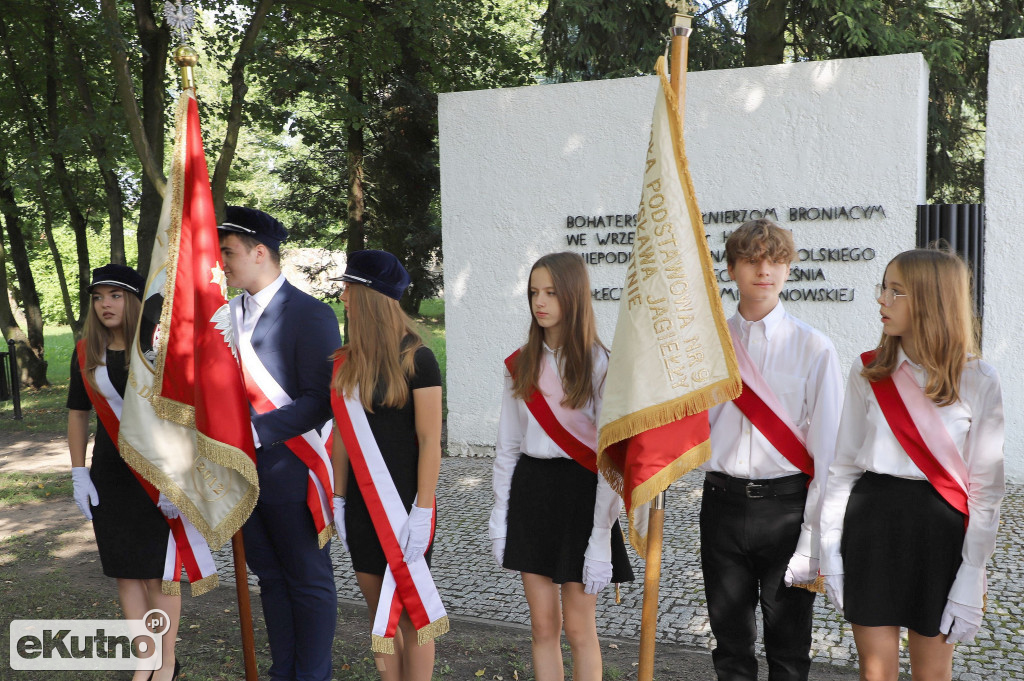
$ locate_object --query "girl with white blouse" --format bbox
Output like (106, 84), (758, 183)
(819, 248), (1004, 680)
(489, 252), (633, 681)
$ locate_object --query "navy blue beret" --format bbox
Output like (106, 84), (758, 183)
(333, 250), (411, 301)
(89, 264), (145, 300)
(217, 206), (289, 252)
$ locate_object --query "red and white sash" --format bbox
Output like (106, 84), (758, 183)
(77, 341), (218, 595)
(233, 297), (335, 548)
(862, 350), (970, 517)
(330, 355), (448, 654)
(504, 349), (598, 473)
(729, 329), (813, 478)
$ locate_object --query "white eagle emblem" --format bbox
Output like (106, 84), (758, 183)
(211, 304), (237, 359)
(164, 1), (196, 44)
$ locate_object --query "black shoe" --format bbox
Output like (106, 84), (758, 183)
(172, 659), (181, 680)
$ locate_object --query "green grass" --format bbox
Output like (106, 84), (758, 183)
(0, 325), (75, 433)
(0, 472), (73, 507)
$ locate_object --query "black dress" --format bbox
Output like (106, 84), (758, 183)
(345, 345), (443, 576)
(68, 347), (168, 579)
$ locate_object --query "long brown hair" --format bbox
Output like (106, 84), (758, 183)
(862, 248), (978, 406)
(331, 283), (423, 411)
(82, 288), (142, 393)
(511, 252), (606, 410)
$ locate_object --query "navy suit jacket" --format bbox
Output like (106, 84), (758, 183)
(248, 279), (341, 504)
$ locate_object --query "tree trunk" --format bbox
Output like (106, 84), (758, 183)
(744, 0), (787, 67)
(60, 17), (126, 266)
(42, 10), (91, 325)
(0, 157), (49, 388)
(346, 72), (366, 254)
(133, 0), (170, 278)
(211, 0), (275, 220)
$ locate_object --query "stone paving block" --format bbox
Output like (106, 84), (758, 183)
(211, 457), (1024, 680)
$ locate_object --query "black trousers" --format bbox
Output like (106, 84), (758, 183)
(699, 475), (815, 681)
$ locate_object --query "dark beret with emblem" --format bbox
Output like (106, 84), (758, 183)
(331, 250), (411, 301)
(89, 264), (145, 300)
(217, 206), (289, 252)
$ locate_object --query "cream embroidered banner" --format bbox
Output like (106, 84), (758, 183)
(598, 57), (740, 555)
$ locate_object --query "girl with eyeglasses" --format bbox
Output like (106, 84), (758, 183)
(819, 248), (1005, 680)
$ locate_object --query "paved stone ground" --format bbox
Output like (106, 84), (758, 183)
(212, 456), (1024, 680)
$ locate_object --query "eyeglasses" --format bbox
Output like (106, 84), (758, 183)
(874, 284), (908, 306)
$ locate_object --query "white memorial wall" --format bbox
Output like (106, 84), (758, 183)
(439, 54), (930, 458)
(983, 39), (1024, 481)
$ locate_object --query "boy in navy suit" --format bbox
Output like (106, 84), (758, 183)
(219, 207), (340, 681)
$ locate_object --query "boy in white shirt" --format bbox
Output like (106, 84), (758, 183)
(700, 219), (843, 681)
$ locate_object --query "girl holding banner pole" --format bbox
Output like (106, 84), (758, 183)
(67, 264), (184, 681)
(819, 247), (1005, 680)
(329, 250), (447, 681)
(489, 252), (633, 681)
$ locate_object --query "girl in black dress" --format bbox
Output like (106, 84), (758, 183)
(68, 264), (182, 681)
(329, 250), (444, 681)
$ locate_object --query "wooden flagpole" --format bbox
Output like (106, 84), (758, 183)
(636, 11), (694, 681)
(172, 43), (260, 681)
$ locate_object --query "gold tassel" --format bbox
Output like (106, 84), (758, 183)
(371, 634), (396, 655)
(416, 616), (450, 646)
(189, 573), (220, 597)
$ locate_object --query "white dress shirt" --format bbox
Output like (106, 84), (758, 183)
(703, 303), (844, 559)
(489, 344), (623, 563)
(819, 348), (1005, 608)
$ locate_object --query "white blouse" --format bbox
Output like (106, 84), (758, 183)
(819, 348), (1005, 608)
(489, 344), (623, 563)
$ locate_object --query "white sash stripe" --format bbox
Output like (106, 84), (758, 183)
(892, 363), (970, 495)
(95, 355), (124, 419)
(345, 388), (448, 638)
(730, 328), (807, 446)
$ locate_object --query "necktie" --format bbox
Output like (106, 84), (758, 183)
(243, 295), (259, 335)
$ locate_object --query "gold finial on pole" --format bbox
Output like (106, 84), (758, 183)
(669, 6), (696, 119)
(173, 45), (199, 92)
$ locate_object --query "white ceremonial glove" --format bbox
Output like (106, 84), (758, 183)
(332, 496), (349, 552)
(784, 552), (819, 587)
(824, 573), (844, 616)
(401, 505), (433, 564)
(940, 599), (984, 644)
(582, 557), (613, 595)
(492, 537), (506, 567)
(156, 493), (180, 519)
(71, 467), (98, 520)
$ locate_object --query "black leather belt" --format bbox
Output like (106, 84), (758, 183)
(705, 471), (809, 499)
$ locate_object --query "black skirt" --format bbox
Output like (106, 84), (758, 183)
(841, 472), (965, 636)
(503, 455), (634, 585)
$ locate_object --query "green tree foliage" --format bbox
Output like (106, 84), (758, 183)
(245, 0), (541, 311)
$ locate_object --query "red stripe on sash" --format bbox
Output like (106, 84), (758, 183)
(239, 361), (332, 537)
(330, 355), (434, 631)
(733, 382), (814, 478)
(503, 350), (598, 474)
(861, 350), (969, 517)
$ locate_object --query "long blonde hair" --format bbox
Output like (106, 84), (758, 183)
(331, 284), (423, 411)
(511, 252), (606, 410)
(82, 289), (141, 393)
(862, 248), (978, 406)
